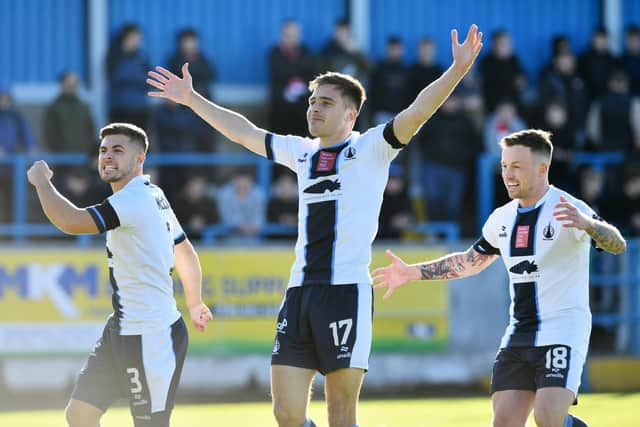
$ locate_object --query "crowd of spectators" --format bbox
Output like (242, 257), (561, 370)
(1, 21), (640, 242)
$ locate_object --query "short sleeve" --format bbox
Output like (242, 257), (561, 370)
(102, 190), (139, 230)
(473, 236), (501, 256)
(358, 121), (405, 164)
(480, 210), (501, 250)
(264, 133), (311, 171)
(87, 199), (120, 233)
(168, 208), (186, 244)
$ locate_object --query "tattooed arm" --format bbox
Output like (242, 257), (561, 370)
(584, 220), (627, 254)
(418, 246), (499, 280)
(372, 247), (499, 299)
(554, 196), (627, 255)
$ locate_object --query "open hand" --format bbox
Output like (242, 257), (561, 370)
(147, 63), (194, 106)
(553, 196), (591, 230)
(451, 24), (483, 74)
(372, 250), (417, 300)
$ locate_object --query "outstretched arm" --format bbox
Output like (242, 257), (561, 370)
(392, 24), (483, 144)
(372, 247), (498, 299)
(147, 63), (268, 156)
(174, 238), (213, 332)
(27, 161), (99, 234)
(554, 196), (627, 254)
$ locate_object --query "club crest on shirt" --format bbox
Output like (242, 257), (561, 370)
(499, 225), (508, 238)
(542, 222), (555, 240)
(343, 146), (357, 160)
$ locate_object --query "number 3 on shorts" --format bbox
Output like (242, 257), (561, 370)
(329, 319), (353, 347)
(126, 367), (143, 393)
(545, 346), (568, 369)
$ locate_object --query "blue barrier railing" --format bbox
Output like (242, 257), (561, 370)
(0, 152), (272, 242)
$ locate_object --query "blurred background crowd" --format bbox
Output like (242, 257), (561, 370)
(1, 12), (639, 244)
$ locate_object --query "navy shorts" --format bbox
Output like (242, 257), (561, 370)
(71, 316), (188, 426)
(271, 283), (373, 375)
(490, 344), (585, 399)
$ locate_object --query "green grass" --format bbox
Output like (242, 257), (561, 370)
(2, 394), (638, 426)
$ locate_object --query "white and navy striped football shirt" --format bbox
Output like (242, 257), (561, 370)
(265, 121), (403, 287)
(87, 175), (184, 335)
(474, 185), (597, 356)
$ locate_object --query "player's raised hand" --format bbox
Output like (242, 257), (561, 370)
(27, 160), (53, 187)
(372, 250), (418, 300)
(189, 302), (213, 332)
(451, 24), (483, 74)
(147, 63), (194, 106)
(553, 196), (591, 230)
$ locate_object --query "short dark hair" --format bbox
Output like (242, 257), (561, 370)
(335, 18), (349, 28)
(499, 129), (553, 161)
(627, 24), (640, 37)
(387, 35), (403, 46)
(99, 123), (149, 153)
(178, 28), (198, 42)
(308, 72), (366, 113)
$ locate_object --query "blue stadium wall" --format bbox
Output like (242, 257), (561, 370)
(2, 0), (639, 86)
(623, 0), (640, 30)
(369, 0), (600, 81)
(0, 0), (87, 84)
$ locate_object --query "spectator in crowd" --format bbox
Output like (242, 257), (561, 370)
(107, 23), (150, 130)
(268, 19), (316, 136)
(378, 163), (413, 239)
(167, 28), (218, 152)
(266, 172), (298, 239)
(320, 18), (371, 84)
(455, 65), (484, 129)
(622, 24), (640, 96)
(217, 170), (266, 239)
(152, 99), (211, 201)
(537, 101), (578, 192)
(370, 36), (411, 125)
(58, 168), (97, 208)
(419, 93), (479, 222)
(43, 71), (95, 153)
(480, 30), (526, 113)
(598, 161), (640, 237)
(320, 18), (372, 130)
(0, 87), (36, 223)
(539, 34), (573, 79)
(586, 70), (640, 153)
(483, 100), (527, 157)
(578, 28), (619, 101)
(538, 51), (589, 138)
(173, 175), (220, 241)
(169, 28), (216, 99)
(409, 37), (444, 99)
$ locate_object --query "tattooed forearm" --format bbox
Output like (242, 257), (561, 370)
(419, 254), (465, 280)
(419, 248), (497, 280)
(586, 220), (627, 254)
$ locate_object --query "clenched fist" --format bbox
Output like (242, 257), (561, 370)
(27, 160), (54, 187)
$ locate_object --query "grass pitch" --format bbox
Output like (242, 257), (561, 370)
(2, 393), (638, 426)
